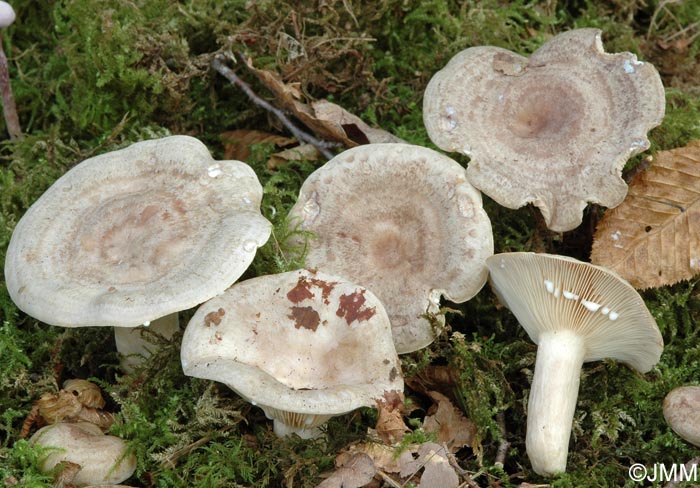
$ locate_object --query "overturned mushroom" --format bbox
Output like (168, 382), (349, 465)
(181, 269), (403, 439)
(424, 28), (665, 232)
(287, 143), (493, 353)
(486, 252), (663, 475)
(4, 135), (271, 371)
(30, 422), (136, 487)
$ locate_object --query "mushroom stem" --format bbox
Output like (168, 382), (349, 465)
(526, 329), (585, 476)
(114, 313), (179, 372)
(0, 32), (20, 140)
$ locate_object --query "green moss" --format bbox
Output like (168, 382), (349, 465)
(1, 1), (699, 486)
(0, 439), (54, 487)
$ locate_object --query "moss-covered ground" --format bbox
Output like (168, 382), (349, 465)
(1, 1), (700, 486)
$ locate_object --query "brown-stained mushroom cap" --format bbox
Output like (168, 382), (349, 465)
(286, 143), (493, 353)
(663, 386), (700, 446)
(29, 422), (136, 486)
(424, 28), (666, 232)
(4, 135), (271, 328)
(181, 269), (403, 438)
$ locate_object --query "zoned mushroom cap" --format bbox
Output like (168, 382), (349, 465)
(181, 269), (403, 418)
(5, 135), (271, 328)
(663, 386), (700, 446)
(486, 252), (663, 372)
(29, 422), (136, 486)
(287, 143), (493, 353)
(424, 28), (666, 232)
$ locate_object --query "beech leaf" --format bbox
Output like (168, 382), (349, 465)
(315, 453), (376, 488)
(399, 443), (459, 488)
(243, 58), (404, 148)
(220, 130), (296, 161)
(375, 390), (410, 445)
(591, 140), (700, 289)
(423, 391), (477, 453)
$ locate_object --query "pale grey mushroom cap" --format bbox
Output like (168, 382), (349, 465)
(181, 269), (403, 418)
(424, 28), (666, 232)
(287, 143), (493, 354)
(29, 422), (136, 486)
(663, 386), (700, 446)
(5, 135), (271, 328)
(0, 2), (15, 28)
(486, 252), (663, 371)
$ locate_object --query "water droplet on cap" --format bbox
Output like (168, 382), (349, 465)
(302, 193), (321, 222)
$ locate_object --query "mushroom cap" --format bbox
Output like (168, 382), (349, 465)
(423, 28), (666, 232)
(29, 422), (136, 486)
(181, 269), (403, 416)
(0, 2), (15, 28)
(486, 252), (663, 372)
(5, 135), (271, 328)
(287, 143), (493, 353)
(663, 386), (700, 446)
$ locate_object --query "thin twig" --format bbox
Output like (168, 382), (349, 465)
(0, 32), (21, 141)
(445, 447), (480, 488)
(495, 411), (511, 469)
(161, 426), (233, 468)
(211, 54), (335, 160)
(375, 470), (402, 488)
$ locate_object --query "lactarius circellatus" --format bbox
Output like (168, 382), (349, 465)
(181, 269), (403, 439)
(486, 252), (663, 475)
(424, 28), (665, 232)
(4, 135), (271, 371)
(287, 143), (493, 353)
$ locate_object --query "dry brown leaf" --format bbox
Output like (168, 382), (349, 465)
(315, 452), (376, 488)
(36, 380), (114, 433)
(591, 140), (700, 289)
(268, 143), (322, 169)
(62, 379), (106, 409)
(399, 443), (459, 488)
(52, 460), (81, 488)
(243, 58), (404, 148)
(404, 365), (460, 401)
(220, 129), (296, 161)
(310, 100), (405, 145)
(37, 390), (83, 424)
(375, 391), (410, 445)
(349, 442), (414, 474)
(658, 36), (697, 52)
(423, 391), (477, 453)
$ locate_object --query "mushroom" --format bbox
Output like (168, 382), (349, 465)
(0, 1), (20, 140)
(29, 422), (136, 486)
(287, 143), (493, 353)
(423, 28), (665, 232)
(663, 386), (700, 446)
(181, 269), (403, 439)
(485, 252), (663, 475)
(4, 135), (271, 371)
